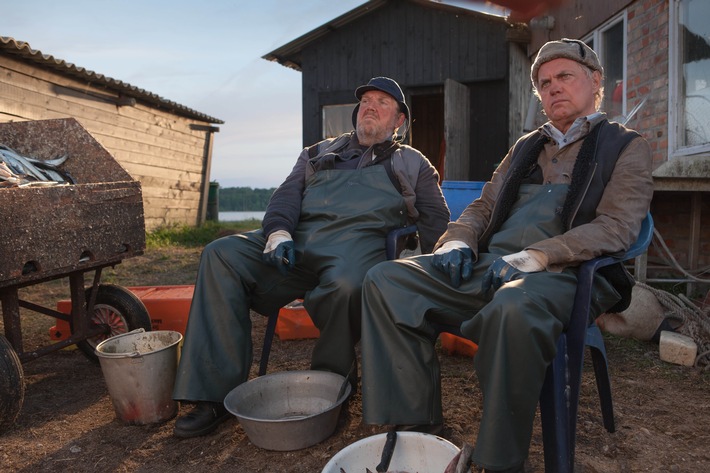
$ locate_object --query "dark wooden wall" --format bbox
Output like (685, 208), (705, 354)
(469, 80), (508, 181)
(297, 0), (511, 180)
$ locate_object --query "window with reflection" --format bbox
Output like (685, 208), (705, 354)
(678, 0), (710, 149)
(322, 104), (355, 139)
(585, 15), (626, 121)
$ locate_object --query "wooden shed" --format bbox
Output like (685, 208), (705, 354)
(263, 0), (530, 182)
(0, 36), (223, 230)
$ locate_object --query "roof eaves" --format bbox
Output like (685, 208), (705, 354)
(262, 0), (511, 70)
(262, 0), (388, 70)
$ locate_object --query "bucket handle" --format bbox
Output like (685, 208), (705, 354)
(125, 328), (146, 360)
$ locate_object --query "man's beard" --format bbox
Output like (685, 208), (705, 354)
(356, 121), (391, 146)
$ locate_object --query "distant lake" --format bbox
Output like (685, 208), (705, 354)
(219, 211), (266, 222)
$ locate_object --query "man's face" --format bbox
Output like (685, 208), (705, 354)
(355, 90), (405, 146)
(536, 57), (601, 133)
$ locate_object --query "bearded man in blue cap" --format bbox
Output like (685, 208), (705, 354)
(172, 77), (450, 438)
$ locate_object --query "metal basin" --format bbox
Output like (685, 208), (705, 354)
(321, 432), (460, 472)
(224, 370), (351, 451)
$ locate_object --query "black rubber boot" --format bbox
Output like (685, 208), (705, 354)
(173, 401), (230, 439)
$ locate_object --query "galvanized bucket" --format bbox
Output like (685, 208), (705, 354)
(95, 329), (182, 425)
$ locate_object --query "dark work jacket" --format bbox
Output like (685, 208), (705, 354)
(481, 120), (641, 313)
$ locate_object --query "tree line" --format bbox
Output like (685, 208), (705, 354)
(218, 186), (276, 211)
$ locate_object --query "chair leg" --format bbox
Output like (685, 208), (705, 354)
(585, 324), (615, 432)
(258, 311), (279, 376)
(540, 334), (573, 473)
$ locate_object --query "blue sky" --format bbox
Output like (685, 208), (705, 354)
(3, 0), (504, 189)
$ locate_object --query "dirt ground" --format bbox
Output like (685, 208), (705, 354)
(1, 246), (709, 473)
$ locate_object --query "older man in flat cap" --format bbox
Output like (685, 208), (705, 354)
(359, 40), (653, 472)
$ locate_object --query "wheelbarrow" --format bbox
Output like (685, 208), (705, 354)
(0, 118), (149, 434)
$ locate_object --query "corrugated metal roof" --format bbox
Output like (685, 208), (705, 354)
(262, 0), (509, 70)
(0, 36), (224, 124)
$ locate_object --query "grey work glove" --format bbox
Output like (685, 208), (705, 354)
(262, 230), (295, 276)
(432, 242), (474, 288)
(482, 250), (545, 294)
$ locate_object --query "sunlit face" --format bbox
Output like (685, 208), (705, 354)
(355, 90), (406, 146)
(536, 58), (601, 133)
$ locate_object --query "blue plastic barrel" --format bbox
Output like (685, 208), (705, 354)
(441, 180), (485, 221)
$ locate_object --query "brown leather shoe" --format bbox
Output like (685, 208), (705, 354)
(173, 401), (230, 438)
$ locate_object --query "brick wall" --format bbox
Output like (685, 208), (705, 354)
(628, 0), (709, 285)
(649, 192), (710, 278)
(626, 0), (669, 170)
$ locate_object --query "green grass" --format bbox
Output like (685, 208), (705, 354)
(146, 220), (262, 248)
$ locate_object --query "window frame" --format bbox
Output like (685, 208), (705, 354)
(668, 0), (710, 157)
(583, 11), (628, 120)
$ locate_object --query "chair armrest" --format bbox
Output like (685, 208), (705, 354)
(576, 212), (654, 292)
(385, 225), (418, 260)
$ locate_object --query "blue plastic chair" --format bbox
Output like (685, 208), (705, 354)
(259, 309), (281, 376)
(539, 212), (653, 473)
(386, 180), (485, 259)
(392, 182), (653, 472)
(428, 212), (653, 473)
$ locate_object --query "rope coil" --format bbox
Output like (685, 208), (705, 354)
(635, 226), (710, 369)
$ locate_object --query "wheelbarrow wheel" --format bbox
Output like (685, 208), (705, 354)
(73, 284), (152, 362)
(0, 334), (24, 435)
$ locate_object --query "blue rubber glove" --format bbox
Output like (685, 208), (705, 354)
(432, 247), (474, 288)
(262, 230), (295, 275)
(481, 257), (525, 294)
(482, 250), (545, 294)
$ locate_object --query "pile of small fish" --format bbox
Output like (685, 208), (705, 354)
(0, 144), (75, 188)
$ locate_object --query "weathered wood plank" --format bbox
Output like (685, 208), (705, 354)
(0, 73), (207, 153)
(1, 58), (209, 146)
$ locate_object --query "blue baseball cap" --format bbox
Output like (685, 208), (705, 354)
(352, 77), (410, 127)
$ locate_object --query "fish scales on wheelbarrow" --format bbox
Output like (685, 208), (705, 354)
(0, 143), (75, 187)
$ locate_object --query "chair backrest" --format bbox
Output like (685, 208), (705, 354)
(385, 180), (484, 260)
(440, 180), (485, 220)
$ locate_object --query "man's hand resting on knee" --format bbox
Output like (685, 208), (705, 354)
(262, 230), (295, 275)
(482, 249), (547, 294)
(432, 241), (474, 288)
